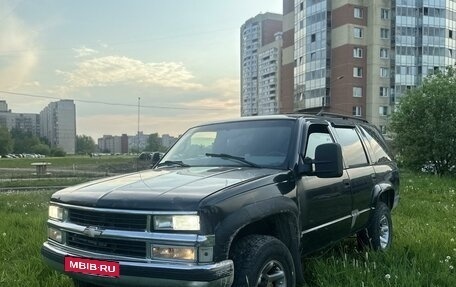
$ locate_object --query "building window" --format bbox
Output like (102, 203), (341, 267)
(353, 47), (363, 58)
(354, 7), (363, 19)
(353, 67), (363, 78)
(311, 33), (316, 42)
(353, 87), (362, 98)
(379, 106), (388, 116)
(379, 87), (389, 97)
(380, 28), (390, 39)
(380, 67), (389, 78)
(353, 106), (362, 117)
(354, 27), (363, 38)
(379, 125), (387, 134)
(300, 20), (304, 29)
(381, 8), (389, 20)
(380, 48), (389, 59)
(300, 2), (304, 11)
(450, 30), (453, 39)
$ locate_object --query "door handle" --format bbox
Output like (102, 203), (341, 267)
(343, 179), (351, 188)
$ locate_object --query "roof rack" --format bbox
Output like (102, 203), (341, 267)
(315, 112), (369, 123)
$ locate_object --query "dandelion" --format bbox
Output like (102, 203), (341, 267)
(451, 238), (455, 242)
(447, 256), (451, 260)
(385, 274), (391, 280)
(2, 232), (5, 237)
(450, 265), (454, 270)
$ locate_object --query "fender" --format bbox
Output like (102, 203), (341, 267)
(373, 181), (396, 208)
(213, 196), (299, 259)
(209, 194), (304, 284)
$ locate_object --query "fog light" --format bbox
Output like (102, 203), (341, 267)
(152, 245), (196, 261)
(48, 227), (63, 243)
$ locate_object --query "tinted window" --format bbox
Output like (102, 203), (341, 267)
(334, 128), (368, 167)
(162, 120), (295, 168)
(304, 125), (333, 159)
(359, 126), (392, 163)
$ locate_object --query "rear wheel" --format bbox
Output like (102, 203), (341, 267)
(357, 202), (392, 251)
(230, 235), (296, 287)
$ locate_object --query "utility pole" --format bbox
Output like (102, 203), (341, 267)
(137, 97), (140, 153)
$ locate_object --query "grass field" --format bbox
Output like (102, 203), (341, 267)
(0, 172), (455, 287)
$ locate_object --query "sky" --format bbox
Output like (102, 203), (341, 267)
(0, 0), (282, 139)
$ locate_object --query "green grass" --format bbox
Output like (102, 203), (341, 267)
(0, 190), (72, 287)
(0, 172), (455, 286)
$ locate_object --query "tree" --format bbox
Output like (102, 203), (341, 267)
(76, 135), (96, 154)
(390, 66), (456, 176)
(0, 126), (13, 155)
(51, 147), (66, 157)
(145, 133), (165, 152)
(10, 128), (40, 153)
(30, 143), (51, 156)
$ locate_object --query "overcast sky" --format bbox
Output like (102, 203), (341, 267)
(0, 0), (282, 139)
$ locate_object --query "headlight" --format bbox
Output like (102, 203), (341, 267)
(48, 205), (64, 221)
(152, 245), (196, 261)
(153, 215), (200, 231)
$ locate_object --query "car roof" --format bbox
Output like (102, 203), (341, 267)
(194, 113), (369, 128)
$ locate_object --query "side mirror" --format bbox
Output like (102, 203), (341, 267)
(313, 143), (343, 178)
(151, 152), (163, 168)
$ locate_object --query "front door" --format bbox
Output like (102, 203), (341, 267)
(298, 124), (352, 254)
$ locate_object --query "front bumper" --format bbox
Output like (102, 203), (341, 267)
(42, 242), (233, 287)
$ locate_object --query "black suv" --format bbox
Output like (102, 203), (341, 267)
(42, 114), (399, 287)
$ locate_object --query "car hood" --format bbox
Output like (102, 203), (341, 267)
(51, 167), (279, 211)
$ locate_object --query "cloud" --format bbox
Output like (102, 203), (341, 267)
(57, 56), (203, 92)
(0, 7), (38, 90)
(73, 46), (99, 58)
(183, 78), (240, 113)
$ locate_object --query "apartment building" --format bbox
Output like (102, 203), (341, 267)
(241, 13), (283, 116)
(40, 100), (76, 154)
(242, 1), (456, 133)
(0, 100), (40, 136)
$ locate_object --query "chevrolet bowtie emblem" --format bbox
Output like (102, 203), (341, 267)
(83, 226), (103, 238)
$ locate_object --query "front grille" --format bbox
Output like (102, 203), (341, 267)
(68, 209), (147, 231)
(67, 232), (146, 258)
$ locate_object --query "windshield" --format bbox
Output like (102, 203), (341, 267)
(160, 120), (295, 169)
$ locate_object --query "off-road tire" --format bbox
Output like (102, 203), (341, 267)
(357, 202), (393, 251)
(230, 235), (296, 287)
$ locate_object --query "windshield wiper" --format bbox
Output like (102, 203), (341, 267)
(205, 153), (260, 168)
(156, 160), (190, 168)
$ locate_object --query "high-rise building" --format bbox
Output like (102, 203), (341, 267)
(242, 1), (456, 133)
(292, 0), (456, 132)
(0, 100), (40, 135)
(241, 13), (283, 116)
(40, 100), (76, 154)
(0, 100), (8, 112)
(392, 0), (456, 104)
(281, 0), (295, 113)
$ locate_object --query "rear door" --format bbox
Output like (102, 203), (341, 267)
(332, 126), (376, 232)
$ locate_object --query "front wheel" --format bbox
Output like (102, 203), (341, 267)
(230, 235), (296, 287)
(357, 202), (393, 251)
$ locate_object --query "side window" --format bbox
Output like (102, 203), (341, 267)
(334, 127), (369, 167)
(359, 126), (392, 163)
(304, 125), (333, 159)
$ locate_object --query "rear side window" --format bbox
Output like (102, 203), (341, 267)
(359, 126), (392, 163)
(334, 127), (369, 167)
